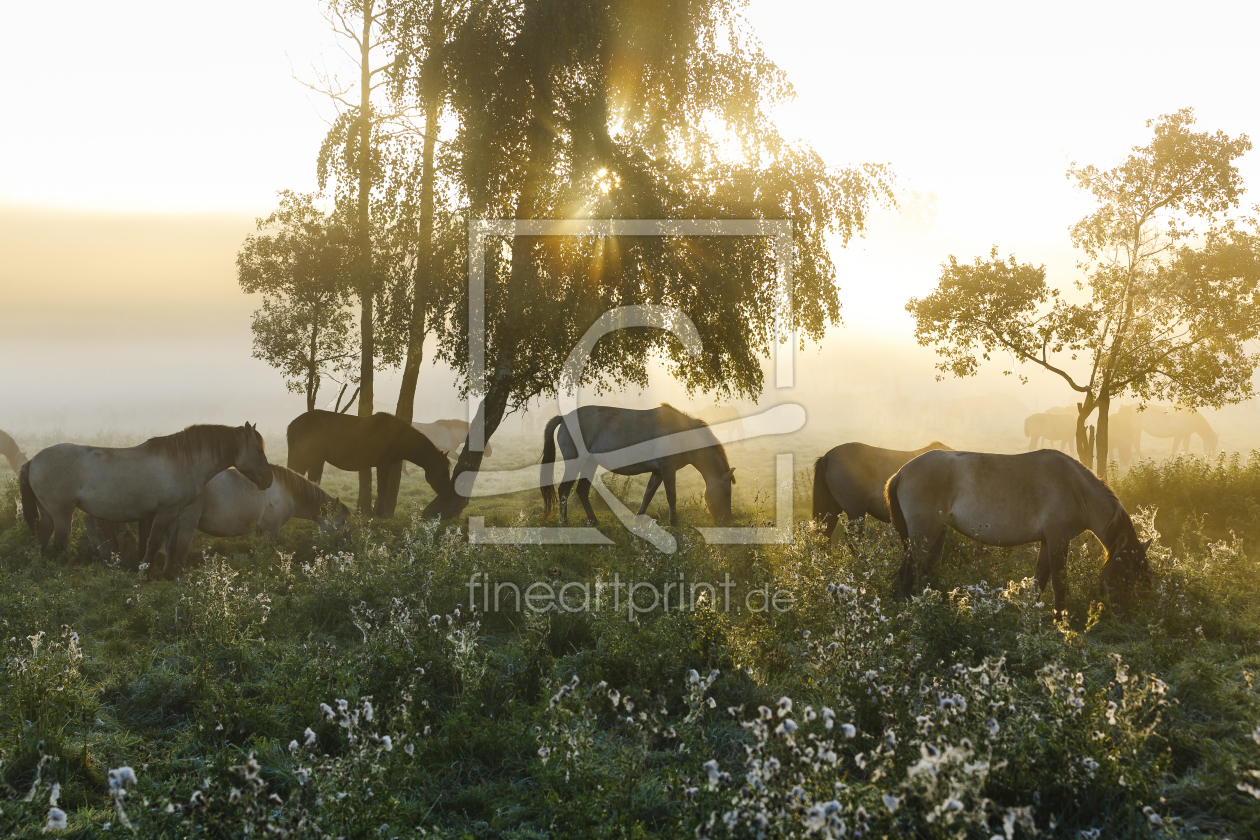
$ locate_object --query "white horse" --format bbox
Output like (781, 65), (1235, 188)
(21, 423), (271, 571)
(157, 464), (349, 576)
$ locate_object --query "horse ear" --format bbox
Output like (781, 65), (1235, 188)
(725, 468), (736, 483)
(1141, 538), (1152, 550)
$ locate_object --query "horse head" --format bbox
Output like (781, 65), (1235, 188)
(318, 497), (351, 534)
(705, 467), (736, 526)
(1099, 532), (1153, 600)
(237, 422), (274, 490)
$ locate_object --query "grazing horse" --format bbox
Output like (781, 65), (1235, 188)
(540, 404), (735, 526)
(159, 464), (349, 576)
(1133, 407), (1218, 457)
(886, 449), (1151, 617)
(20, 423), (271, 570)
(813, 441), (952, 541)
(286, 410), (458, 518)
(1025, 412), (1078, 454)
(0, 429), (27, 473)
(412, 419), (493, 462)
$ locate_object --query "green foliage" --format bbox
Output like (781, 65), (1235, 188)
(3, 466), (1260, 836)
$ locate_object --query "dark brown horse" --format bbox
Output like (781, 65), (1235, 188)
(886, 449), (1151, 617)
(0, 429), (27, 473)
(812, 441), (951, 541)
(286, 410), (458, 518)
(540, 404), (735, 526)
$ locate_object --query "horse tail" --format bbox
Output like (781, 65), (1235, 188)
(812, 455), (841, 537)
(540, 415), (564, 520)
(885, 470), (909, 545)
(19, 460), (38, 534)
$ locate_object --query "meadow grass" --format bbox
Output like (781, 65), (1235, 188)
(1, 454), (1259, 838)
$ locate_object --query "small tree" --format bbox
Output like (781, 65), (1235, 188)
(908, 109), (1260, 476)
(239, 192), (359, 413)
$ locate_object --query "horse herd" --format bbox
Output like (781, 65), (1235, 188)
(5, 405), (1153, 614)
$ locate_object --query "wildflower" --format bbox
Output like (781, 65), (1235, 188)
(704, 759), (721, 790)
(883, 729), (896, 749)
(305, 727), (318, 746)
(363, 699), (374, 722)
(49, 782), (60, 807)
(1106, 701), (1118, 726)
(189, 790), (207, 808)
(882, 794), (900, 813)
(885, 634), (894, 645)
(289, 740), (299, 752)
(775, 719), (798, 736)
(404, 743), (415, 757)
(1082, 757), (1099, 773)
(297, 768), (310, 785)
(945, 797), (963, 812)
(229, 788), (242, 803)
(841, 723), (856, 738)
(822, 707), (836, 729)
(608, 689), (621, 708)
(381, 735), (393, 751)
(46, 807), (68, 832)
(777, 697), (793, 717)
(803, 706), (817, 722)
(320, 703), (335, 720)
(108, 766), (137, 791)
(1253, 723), (1260, 746)
(1143, 806), (1162, 826)
(986, 718), (1000, 736)
(688, 670), (701, 684)
(538, 746), (551, 763)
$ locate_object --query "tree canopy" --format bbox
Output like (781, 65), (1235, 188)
(909, 109), (1260, 474)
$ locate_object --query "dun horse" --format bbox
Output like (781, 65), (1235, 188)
(1025, 412), (1077, 454)
(286, 410), (458, 518)
(160, 464), (349, 576)
(20, 423), (271, 570)
(813, 441), (952, 541)
(886, 449), (1151, 616)
(1131, 406), (1218, 457)
(0, 429), (27, 473)
(540, 405), (735, 526)
(412, 419), (493, 462)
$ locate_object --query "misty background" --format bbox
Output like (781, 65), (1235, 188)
(3, 0), (1260, 454)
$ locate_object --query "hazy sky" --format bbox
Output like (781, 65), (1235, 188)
(3, 0), (1259, 435)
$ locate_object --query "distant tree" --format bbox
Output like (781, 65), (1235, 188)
(909, 109), (1260, 476)
(434, 0), (893, 512)
(307, 0), (415, 513)
(238, 192), (359, 413)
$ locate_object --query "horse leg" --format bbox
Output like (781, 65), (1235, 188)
(1034, 540), (1051, 594)
(637, 473), (663, 517)
(141, 512), (177, 579)
(557, 477), (574, 526)
(35, 499), (56, 553)
(1047, 540), (1071, 619)
(898, 516), (944, 598)
(47, 503), (74, 558)
(308, 460), (326, 484)
(663, 472), (678, 526)
(575, 478), (598, 525)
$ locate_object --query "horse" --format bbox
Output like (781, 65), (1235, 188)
(1024, 412), (1078, 454)
(540, 404), (735, 526)
(286, 410), (458, 518)
(0, 429), (27, 473)
(1133, 407), (1218, 457)
(412, 419), (493, 462)
(1107, 407), (1141, 467)
(696, 406), (746, 442)
(158, 464), (349, 576)
(812, 441), (952, 542)
(20, 423), (271, 570)
(885, 449), (1151, 617)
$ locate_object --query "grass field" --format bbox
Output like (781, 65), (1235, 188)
(3, 445), (1260, 838)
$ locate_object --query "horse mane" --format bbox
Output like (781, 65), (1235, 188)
(1070, 460), (1139, 549)
(658, 402), (732, 477)
(270, 464), (334, 514)
(143, 424), (245, 464)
